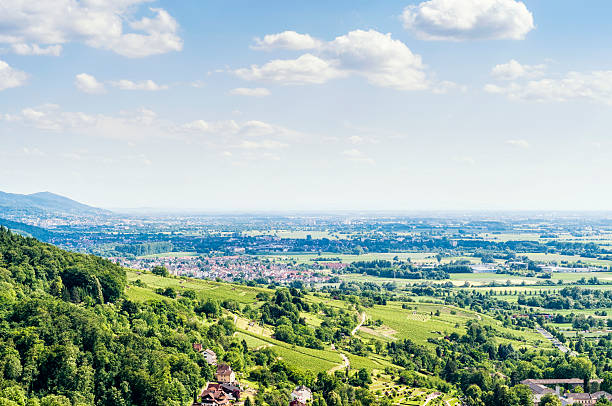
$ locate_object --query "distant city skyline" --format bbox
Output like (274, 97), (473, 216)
(1, 1), (612, 211)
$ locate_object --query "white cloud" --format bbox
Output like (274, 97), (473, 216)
(5, 104), (95, 131)
(181, 119), (241, 134)
(240, 120), (275, 136)
(230, 87), (271, 97)
(324, 30), (428, 90)
(11, 43), (62, 56)
(75, 73), (106, 94)
(110, 79), (168, 91)
(76, 75), (168, 92)
(491, 59), (545, 80)
(236, 29), (444, 91)
(252, 31), (321, 51)
(348, 135), (378, 145)
(485, 70), (612, 104)
(506, 139), (530, 148)
(2, 104), (309, 162)
(235, 53), (345, 85)
(3, 105), (298, 143)
(0, 2), (182, 58)
(401, 0), (534, 41)
(342, 148), (375, 165)
(181, 119), (297, 139)
(0, 60), (28, 91)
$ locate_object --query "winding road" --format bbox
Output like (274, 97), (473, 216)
(330, 312), (366, 373)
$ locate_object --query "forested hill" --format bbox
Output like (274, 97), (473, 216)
(0, 218), (56, 243)
(0, 227), (242, 406)
(0, 226), (125, 303)
(0, 191), (111, 218)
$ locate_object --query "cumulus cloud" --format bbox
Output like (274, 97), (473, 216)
(401, 0), (534, 41)
(181, 119), (240, 134)
(0, 2), (182, 58)
(230, 87), (271, 97)
(235, 53), (345, 85)
(252, 31), (321, 51)
(491, 59), (545, 80)
(110, 79), (168, 91)
(0, 60), (28, 91)
(324, 30), (428, 90)
(181, 118), (298, 140)
(75, 73), (106, 94)
(11, 43), (62, 56)
(76, 74), (170, 92)
(506, 139), (530, 148)
(236, 29), (450, 91)
(485, 70), (612, 104)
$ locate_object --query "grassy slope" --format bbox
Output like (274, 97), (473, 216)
(125, 270), (549, 376)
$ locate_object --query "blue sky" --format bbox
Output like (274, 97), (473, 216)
(1, 0), (612, 211)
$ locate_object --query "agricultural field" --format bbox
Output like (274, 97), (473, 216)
(339, 271), (539, 287)
(235, 330), (342, 373)
(126, 269), (266, 304)
(523, 252), (612, 267)
(337, 271), (612, 288)
(359, 300), (547, 350)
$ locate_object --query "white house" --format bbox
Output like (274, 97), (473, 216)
(203, 349), (217, 366)
(291, 385), (312, 404)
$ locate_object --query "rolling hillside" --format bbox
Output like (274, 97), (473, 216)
(0, 190), (112, 218)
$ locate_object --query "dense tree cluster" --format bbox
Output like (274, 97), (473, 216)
(518, 287), (612, 310)
(0, 227), (126, 303)
(255, 289), (356, 349)
(343, 260), (450, 280)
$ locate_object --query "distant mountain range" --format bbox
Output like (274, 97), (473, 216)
(0, 191), (112, 218)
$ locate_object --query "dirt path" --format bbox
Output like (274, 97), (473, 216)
(329, 311), (365, 373)
(351, 312), (366, 336)
(329, 353), (350, 374)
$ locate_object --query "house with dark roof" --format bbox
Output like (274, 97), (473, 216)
(216, 364), (235, 384)
(564, 391), (612, 405)
(193, 382), (241, 406)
